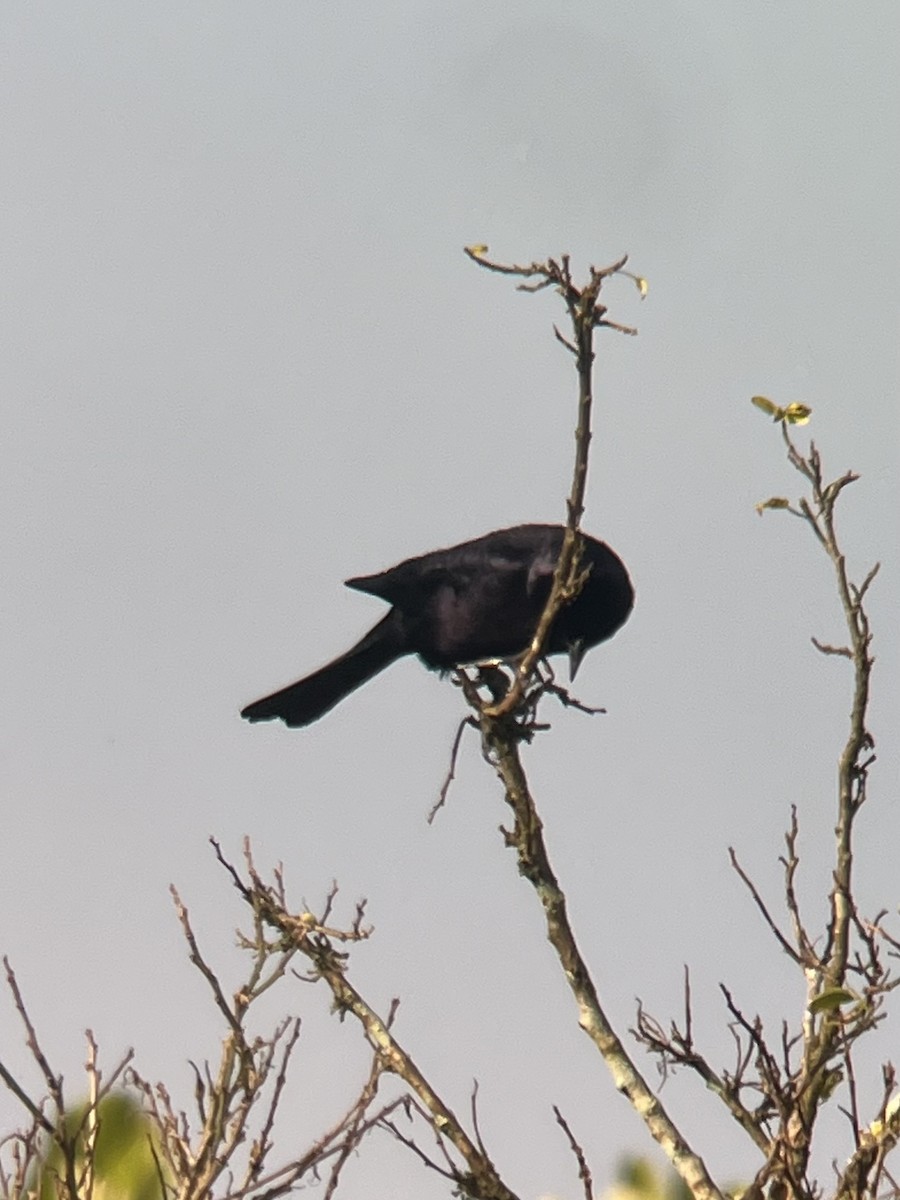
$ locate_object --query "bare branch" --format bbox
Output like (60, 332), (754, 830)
(461, 251), (639, 722)
(553, 1106), (595, 1200)
(214, 845), (520, 1200)
(728, 849), (804, 965)
(454, 252), (722, 1198)
(811, 637), (853, 659)
(3, 958), (64, 1111)
(430, 713), (474, 823)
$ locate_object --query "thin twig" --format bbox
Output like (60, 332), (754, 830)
(553, 1106), (594, 1200)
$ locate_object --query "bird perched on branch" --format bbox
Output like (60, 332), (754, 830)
(241, 524), (633, 728)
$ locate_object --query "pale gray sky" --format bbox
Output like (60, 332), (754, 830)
(1, 2), (898, 1194)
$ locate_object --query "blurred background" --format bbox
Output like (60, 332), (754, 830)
(1, 2), (898, 1194)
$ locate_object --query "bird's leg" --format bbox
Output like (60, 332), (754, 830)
(474, 662), (511, 704)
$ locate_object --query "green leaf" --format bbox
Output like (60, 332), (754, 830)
(808, 987), (857, 1014)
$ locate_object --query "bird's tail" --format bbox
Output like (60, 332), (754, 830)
(241, 612), (407, 727)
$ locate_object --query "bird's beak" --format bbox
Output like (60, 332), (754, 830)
(568, 638), (586, 680)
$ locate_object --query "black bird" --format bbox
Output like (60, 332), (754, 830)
(241, 524), (633, 728)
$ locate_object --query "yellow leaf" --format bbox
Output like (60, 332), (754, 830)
(751, 395), (782, 419)
(755, 497), (791, 515)
(635, 276), (649, 299)
(466, 243), (489, 257)
(783, 402), (812, 425)
(751, 395), (813, 426)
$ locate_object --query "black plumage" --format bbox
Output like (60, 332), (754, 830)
(241, 524), (633, 728)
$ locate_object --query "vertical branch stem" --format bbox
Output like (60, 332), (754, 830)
(466, 250), (721, 1200)
(775, 426), (879, 1186)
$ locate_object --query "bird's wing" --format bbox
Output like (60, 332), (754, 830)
(346, 560), (475, 604)
(348, 541), (556, 605)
